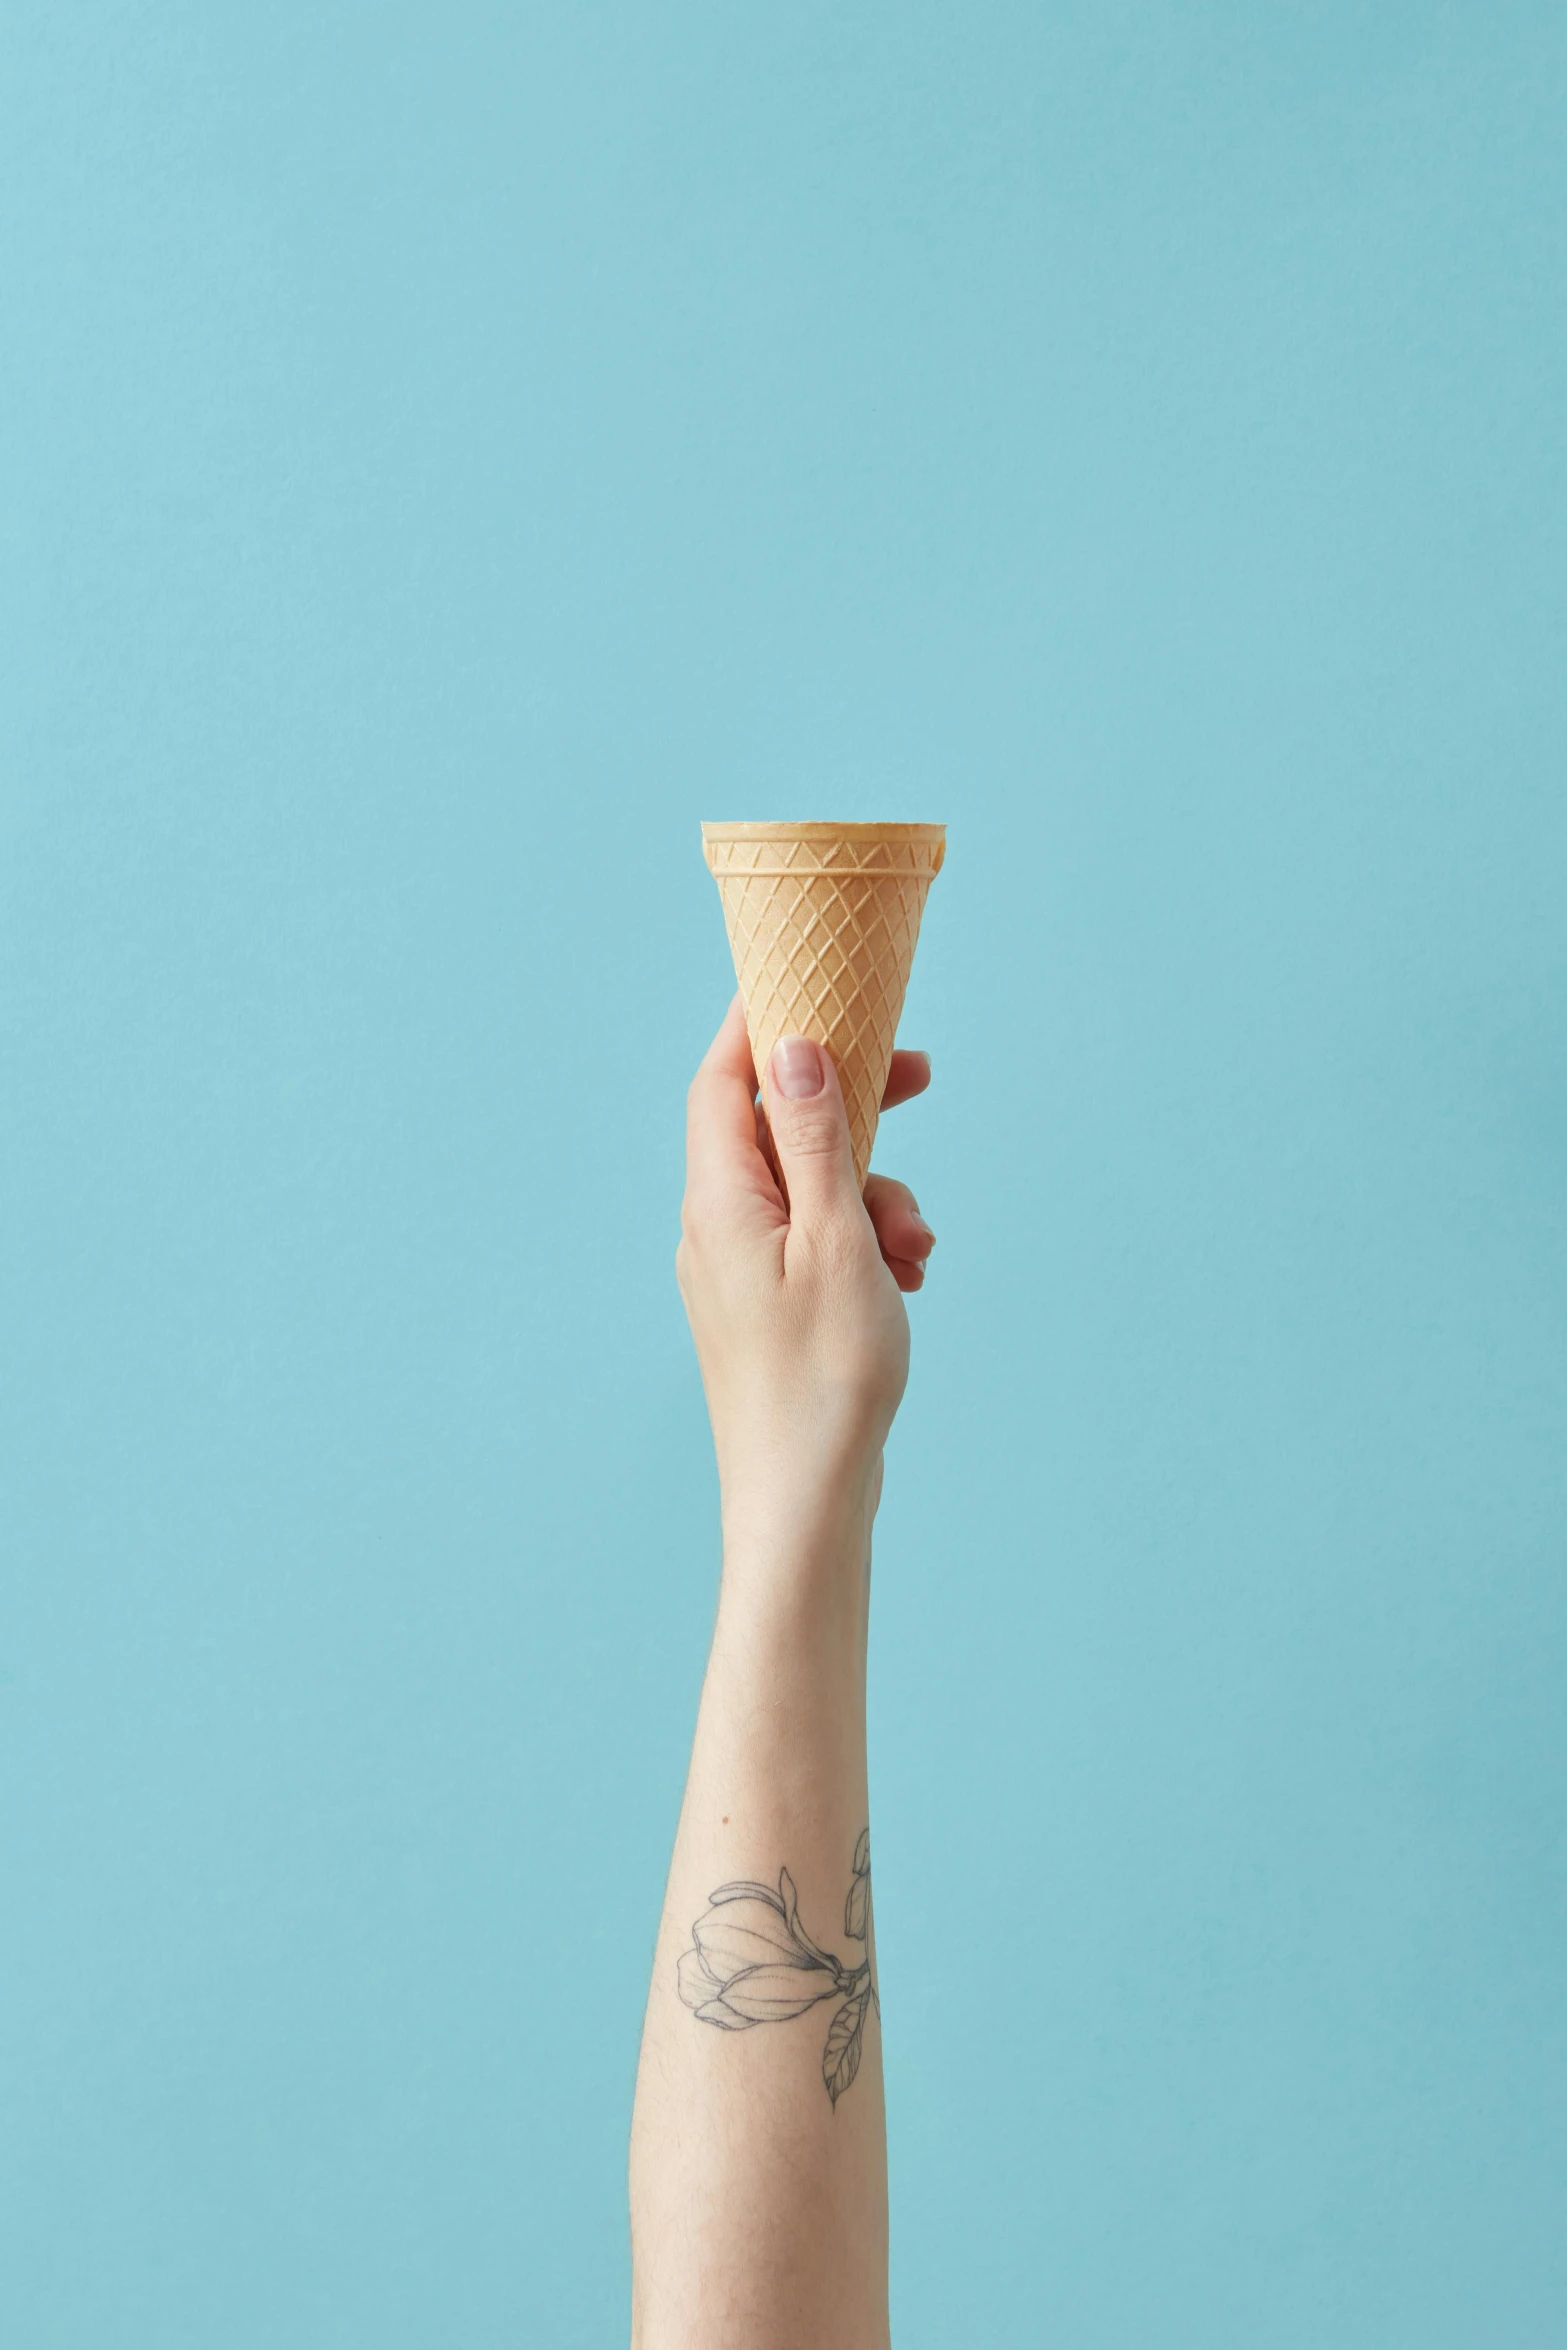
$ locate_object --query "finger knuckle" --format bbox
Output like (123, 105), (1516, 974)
(679, 1181), (719, 1244)
(685, 1077), (708, 1124)
(775, 1101), (845, 1160)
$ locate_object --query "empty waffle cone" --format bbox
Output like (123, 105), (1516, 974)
(701, 821), (946, 1189)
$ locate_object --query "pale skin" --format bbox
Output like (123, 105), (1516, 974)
(629, 997), (936, 2350)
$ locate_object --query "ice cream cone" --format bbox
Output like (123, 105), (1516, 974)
(701, 821), (946, 1189)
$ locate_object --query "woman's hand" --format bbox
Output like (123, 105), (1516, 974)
(677, 997), (936, 1531)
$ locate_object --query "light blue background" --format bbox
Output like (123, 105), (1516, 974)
(3, 4), (1564, 2343)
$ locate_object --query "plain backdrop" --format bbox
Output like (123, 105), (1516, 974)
(2, 4), (1564, 2344)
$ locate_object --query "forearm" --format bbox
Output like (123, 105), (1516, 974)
(629, 1471), (888, 2350)
(632, 1006), (931, 2344)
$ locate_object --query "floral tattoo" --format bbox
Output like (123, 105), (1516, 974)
(676, 1829), (877, 2108)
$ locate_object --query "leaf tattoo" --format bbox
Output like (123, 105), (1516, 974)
(822, 1976), (873, 2105)
(678, 1829), (878, 2108)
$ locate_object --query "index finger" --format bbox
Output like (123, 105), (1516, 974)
(685, 995), (764, 1193)
(881, 1049), (931, 1110)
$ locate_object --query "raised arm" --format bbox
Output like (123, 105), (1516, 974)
(629, 998), (935, 2349)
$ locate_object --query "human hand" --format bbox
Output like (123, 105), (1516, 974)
(677, 997), (936, 1525)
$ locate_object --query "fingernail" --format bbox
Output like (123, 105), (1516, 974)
(911, 1215), (936, 1250)
(771, 1036), (825, 1099)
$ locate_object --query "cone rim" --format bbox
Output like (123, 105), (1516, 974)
(701, 820), (945, 842)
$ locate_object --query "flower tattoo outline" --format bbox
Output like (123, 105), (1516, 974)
(677, 1829), (877, 2107)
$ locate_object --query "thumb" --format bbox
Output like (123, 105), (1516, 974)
(763, 1035), (862, 1230)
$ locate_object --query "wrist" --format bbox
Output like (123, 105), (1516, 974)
(716, 1449), (881, 1598)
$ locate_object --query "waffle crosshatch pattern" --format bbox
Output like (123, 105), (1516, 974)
(702, 823), (945, 1188)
